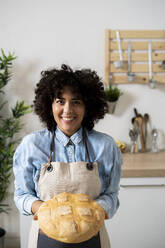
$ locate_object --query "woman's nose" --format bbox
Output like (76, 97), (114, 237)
(63, 102), (73, 113)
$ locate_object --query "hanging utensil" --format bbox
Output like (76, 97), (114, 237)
(114, 30), (127, 69)
(127, 40), (135, 82)
(108, 74), (113, 87)
(161, 60), (165, 69)
(148, 41), (156, 89)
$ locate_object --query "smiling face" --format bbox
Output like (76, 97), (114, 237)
(52, 87), (86, 137)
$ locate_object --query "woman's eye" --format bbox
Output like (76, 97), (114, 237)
(73, 100), (81, 105)
(56, 99), (64, 104)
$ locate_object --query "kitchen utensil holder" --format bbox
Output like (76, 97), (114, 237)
(105, 29), (165, 86)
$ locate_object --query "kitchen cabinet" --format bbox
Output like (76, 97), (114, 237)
(105, 150), (165, 248)
(106, 177), (165, 248)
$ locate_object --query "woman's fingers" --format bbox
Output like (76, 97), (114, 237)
(33, 212), (38, 220)
(32, 200), (44, 220)
(104, 211), (109, 219)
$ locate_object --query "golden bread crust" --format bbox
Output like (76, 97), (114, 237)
(38, 192), (105, 243)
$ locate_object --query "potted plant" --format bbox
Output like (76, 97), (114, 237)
(105, 84), (123, 113)
(0, 49), (31, 247)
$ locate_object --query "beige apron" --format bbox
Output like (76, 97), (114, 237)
(28, 134), (110, 248)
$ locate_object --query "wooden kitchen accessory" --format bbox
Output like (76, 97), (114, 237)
(131, 108), (147, 153)
(105, 29), (165, 85)
(135, 116), (146, 153)
(143, 113), (149, 147)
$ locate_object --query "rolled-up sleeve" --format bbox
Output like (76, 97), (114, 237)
(96, 138), (122, 218)
(13, 137), (40, 215)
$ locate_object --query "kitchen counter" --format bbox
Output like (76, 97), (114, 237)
(122, 149), (165, 177)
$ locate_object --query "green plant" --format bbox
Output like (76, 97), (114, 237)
(0, 49), (31, 213)
(105, 84), (123, 102)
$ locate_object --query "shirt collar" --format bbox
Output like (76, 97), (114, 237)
(56, 127), (83, 146)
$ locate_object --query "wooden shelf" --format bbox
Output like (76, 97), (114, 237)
(122, 150), (165, 178)
(105, 29), (165, 85)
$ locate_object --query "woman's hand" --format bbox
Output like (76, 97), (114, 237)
(32, 200), (44, 220)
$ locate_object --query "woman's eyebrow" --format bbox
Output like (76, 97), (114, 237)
(72, 98), (82, 100)
(56, 97), (81, 100)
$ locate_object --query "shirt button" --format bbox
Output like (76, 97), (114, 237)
(68, 140), (73, 146)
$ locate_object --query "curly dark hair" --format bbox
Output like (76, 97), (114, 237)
(34, 64), (108, 131)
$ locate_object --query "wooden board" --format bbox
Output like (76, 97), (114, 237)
(105, 29), (165, 85)
(110, 30), (165, 39)
(111, 41), (165, 50)
(110, 63), (164, 73)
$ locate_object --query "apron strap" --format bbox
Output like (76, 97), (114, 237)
(83, 128), (91, 164)
(82, 128), (94, 170)
(48, 130), (55, 164)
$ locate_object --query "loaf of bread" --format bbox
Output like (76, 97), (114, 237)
(38, 192), (105, 243)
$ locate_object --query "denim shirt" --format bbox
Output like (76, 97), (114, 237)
(13, 127), (122, 218)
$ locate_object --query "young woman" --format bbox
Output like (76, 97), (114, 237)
(13, 64), (122, 248)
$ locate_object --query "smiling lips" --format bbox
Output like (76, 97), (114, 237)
(61, 116), (75, 121)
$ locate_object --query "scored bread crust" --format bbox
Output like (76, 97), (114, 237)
(38, 192), (105, 243)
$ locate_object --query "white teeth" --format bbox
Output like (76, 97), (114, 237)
(62, 117), (74, 121)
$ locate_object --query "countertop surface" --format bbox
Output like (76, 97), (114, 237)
(122, 149), (165, 178)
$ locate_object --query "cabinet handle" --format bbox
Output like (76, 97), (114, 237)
(120, 184), (165, 188)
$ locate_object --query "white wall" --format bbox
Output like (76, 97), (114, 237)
(1, 0), (165, 246)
